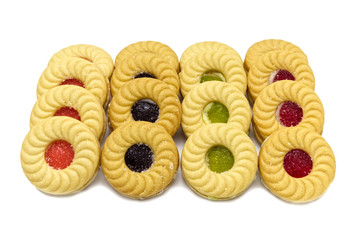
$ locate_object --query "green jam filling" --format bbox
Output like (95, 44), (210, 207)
(200, 72), (225, 83)
(206, 146), (234, 173)
(203, 102), (229, 124)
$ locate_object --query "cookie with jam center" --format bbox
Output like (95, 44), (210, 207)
(181, 81), (251, 138)
(108, 78), (181, 136)
(259, 127), (336, 203)
(101, 121), (179, 199)
(115, 41), (179, 72)
(20, 117), (101, 195)
(30, 85), (106, 142)
(252, 81), (324, 144)
(181, 123), (258, 200)
(48, 44), (114, 79)
(111, 52), (179, 96)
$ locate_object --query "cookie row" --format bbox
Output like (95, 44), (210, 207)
(245, 39), (336, 202)
(21, 44), (114, 194)
(179, 42), (257, 200)
(103, 42), (182, 199)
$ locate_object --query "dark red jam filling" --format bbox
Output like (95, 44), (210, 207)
(125, 143), (154, 173)
(283, 149), (313, 178)
(54, 107), (81, 121)
(60, 78), (85, 88)
(272, 69), (295, 83)
(45, 140), (74, 170)
(277, 101), (303, 127)
(134, 72), (156, 79)
(131, 99), (159, 123)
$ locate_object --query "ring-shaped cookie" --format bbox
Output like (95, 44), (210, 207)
(247, 50), (315, 103)
(111, 52), (180, 96)
(20, 117), (101, 195)
(48, 44), (114, 79)
(180, 41), (242, 69)
(37, 57), (110, 109)
(253, 81), (324, 143)
(244, 39), (308, 72)
(181, 123), (258, 200)
(101, 121), (179, 199)
(115, 41), (179, 72)
(259, 127), (336, 203)
(179, 50), (247, 97)
(181, 81), (251, 138)
(108, 78), (181, 136)
(30, 85), (106, 142)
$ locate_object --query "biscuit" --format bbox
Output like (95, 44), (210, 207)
(247, 50), (315, 103)
(37, 57), (110, 109)
(259, 127), (336, 203)
(115, 41), (179, 72)
(30, 85), (106, 142)
(108, 78), (181, 136)
(244, 39), (308, 72)
(20, 117), (101, 195)
(253, 81), (324, 143)
(101, 121), (179, 199)
(181, 81), (251, 138)
(48, 44), (114, 79)
(179, 50), (247, 97)
(111, 52), (179, 96)
(180, 41), (242, 69)
(181, 123), (258, 200)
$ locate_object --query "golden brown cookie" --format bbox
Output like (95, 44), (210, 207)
(247, 50), (315, 103)
(37, 57), (110, 109)
(252, 81), (324, 143)
(101, 121), (179, 199)
(180, 41), (242, 69)
(181, 81), (251, 138)
(20, 117), (101, 195)
(48, 44), (114, 79)
(259, 127), (336, 203)
(115, 41), (179, 72)
(179, 50), (247, 97)
(108, 78), (181, 136)
(111, 52), (180, 96)
(30, 85), (106, 142)
(244, 39), (308, 72)
(181, 123), (258, 200)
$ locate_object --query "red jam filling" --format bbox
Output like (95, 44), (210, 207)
(54, 107), (81, 121)
(283, 149), (313, 178)
(80, 57), (92, 62)
(277, 101), (303, 127)
(60, 78), (85, 88)
(45, 140), (74, 170)
(272, 69), (295, 83)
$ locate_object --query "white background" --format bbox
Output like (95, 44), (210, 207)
(1, 0), (360, 239)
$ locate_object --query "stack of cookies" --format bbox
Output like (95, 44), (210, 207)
(246, 39), (336, 203)
(179, 42), (258, 200)
(21, 44), (113, 195)
(103, 41), (182, 199)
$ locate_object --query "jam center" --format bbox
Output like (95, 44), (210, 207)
(134, 72), (156, 79)
(60, 78), (85, 88)
(54, 107), (81, 121)
(125, 143), (154, 173)
(45, 140), (74, 170)
(269, 69), (295, 84)
(206, 145), (234, 173)
(283, 149), (313, 178)
(200, 71), (225, 83)
(131, 99), (160, 123)
(276, 101), (303, 127)
(203, 102), (229, 124)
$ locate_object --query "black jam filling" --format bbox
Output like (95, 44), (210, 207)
(125, 143), (154, 173)
(131, 99), (159, 123)
(134, 72), (156, 79)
